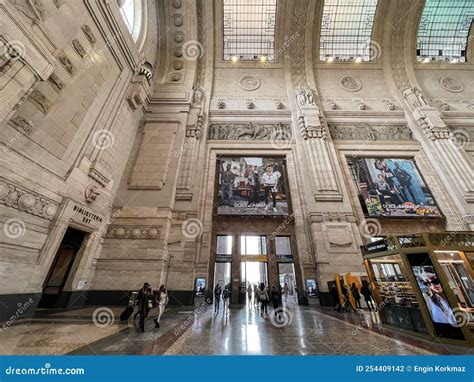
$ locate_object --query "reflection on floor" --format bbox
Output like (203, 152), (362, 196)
(0, 304), (469, 355)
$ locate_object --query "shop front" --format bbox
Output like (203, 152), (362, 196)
(361, 232), (474, 346)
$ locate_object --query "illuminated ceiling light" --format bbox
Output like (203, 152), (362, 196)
(327, 56), (335, 63)
(231, 55), (238, 62)
(355, 57), (362, 63)
(423, 57), (430, 63)
(451, 58), (458, 63)
(259, 55), (267, 63)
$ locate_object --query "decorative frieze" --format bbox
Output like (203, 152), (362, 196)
(207, 123), (291, 141)
(0, 177), (58, 220)
(105, 225), (160, 240)
(81, 25), (96, 45)
(329, 125), (412, 141)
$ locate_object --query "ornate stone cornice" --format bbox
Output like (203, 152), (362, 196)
(0, 177), (59, 220)
(105, 225), (161, 240)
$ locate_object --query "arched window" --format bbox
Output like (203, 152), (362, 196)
(417, 0), (474, 63)
(119, 0), (142, 42)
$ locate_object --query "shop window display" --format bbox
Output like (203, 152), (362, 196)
(435, 251), (474, 327)
(370, 255), (427, 334)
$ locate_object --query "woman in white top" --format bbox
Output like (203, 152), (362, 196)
(154, 285), (168, 329)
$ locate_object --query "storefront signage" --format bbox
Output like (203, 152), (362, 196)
(215, 254), (232, 263)
(366, 240), (388, 254)
(276, 254), (293, 263)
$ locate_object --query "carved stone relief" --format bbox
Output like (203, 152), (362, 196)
(0, 177), (58, 220)
(439, 76), (464, 93)
(57, 52), (75, 76)
(13, 0), (44, 22)
(274, 99), (284, 109)
(173, 14), (183, 27)
(192, 85), (204, 105)
(239, 75), (261, 91)
(53, 0), (64, 8)
(72, 39), (86, 59)
(81, 25), (96, 45)
(7, 116), (33, 135)
(48, 72), (65, 92)
(329, 125), (413, 141)
(295, 87), (315, 106)
(339, 76), (362, 92)
(207, 123), (291, 141)
(105, 225), (161, 240)
(174, 31), (184, 43)
(85, 184), (100, 203)
(217, 99), (226, 109)
(246, 99), (255, 109)
(28, 90), (51, 114)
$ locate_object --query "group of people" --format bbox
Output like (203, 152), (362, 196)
(213, 283), (232, 315)
(133, 282), (169, 332)
(220, 161), (283, 213)
(331, 281), (375, 313)
(249, 283), (290, 318)
(372, 160), (417, 207)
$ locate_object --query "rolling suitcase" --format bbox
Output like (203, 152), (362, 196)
(120, 306), (134, 321)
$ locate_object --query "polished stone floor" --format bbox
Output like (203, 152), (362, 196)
(0, 303), (469, 355)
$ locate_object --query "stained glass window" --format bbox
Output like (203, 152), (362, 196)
(320, 0), (379, 62)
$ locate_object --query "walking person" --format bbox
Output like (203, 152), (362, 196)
(360, 281), (375, 311)
(253, 284), (259, 309)
(257, 283), (269, 316)
(214, 284), (222, 314)
(137, 283), (153, 332)
(340, 284), (354, 312)
(154, 285), (168, 329)
(134, 282), (151, 322)
(247, 284), (253, 307)
(283, 283), (289, 302)
(270, 285), (281, 320)
(350, 283), (361, 309)
(222, 284), (231, 316)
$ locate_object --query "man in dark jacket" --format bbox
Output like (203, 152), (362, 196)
(270, 285), (281, 319)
